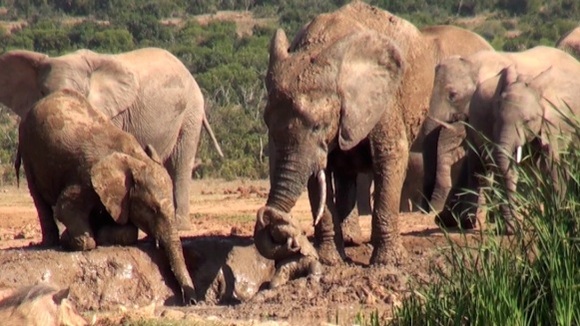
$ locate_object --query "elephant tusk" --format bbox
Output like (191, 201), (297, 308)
(313, 170), (326, 226)
(516, 146), (522, 163)
(427, 116), (455, 130)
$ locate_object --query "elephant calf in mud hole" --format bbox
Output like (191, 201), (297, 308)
(16, 90), (196, 305)
(254, 1), (494, 285)
(446, 65), (580, 234)
(0, 47), (223, 231)
(424, 45), (580, 231)
(0, 284), (87, 326)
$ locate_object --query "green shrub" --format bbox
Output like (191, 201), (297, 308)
(391, 119), (580, 325)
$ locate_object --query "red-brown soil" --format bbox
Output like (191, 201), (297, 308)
(0, 179), (480, 325)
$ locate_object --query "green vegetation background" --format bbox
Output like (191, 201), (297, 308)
(0, 0), (578, 181)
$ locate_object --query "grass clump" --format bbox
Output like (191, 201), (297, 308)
(391, 129), (580, 325)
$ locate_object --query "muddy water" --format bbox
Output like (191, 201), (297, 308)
(0, 236), (275, 311)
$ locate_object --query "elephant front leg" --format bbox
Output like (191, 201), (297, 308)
(435, 147), (480, 229)
(96, 224), (139, 246)
(54, 185), (96, 251)
(311, 171), (346, 265)
(369, 123), (408, 266)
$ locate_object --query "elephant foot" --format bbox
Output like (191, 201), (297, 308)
(39, 233), (60, 248)
(434, 208), (476, 230)
(96, 224), (139, 246)
(60, 230), (96, 251)
(181, 285), (198, 306)
(270, 255), (322, 289)
(369, 240), (407, 267)
(316, 240), (346, 266)
(495, 219), (516, 236)
(342, 215), (364, 247)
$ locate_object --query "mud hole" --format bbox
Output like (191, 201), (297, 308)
(0, 180), (479, 325)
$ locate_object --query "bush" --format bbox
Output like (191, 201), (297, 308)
(391, 119), (580, 325)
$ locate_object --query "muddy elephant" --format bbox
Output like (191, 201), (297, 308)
(556, 26), (580, 59)
(423, 46), (580, 228)
(254, 2), (496, 276)
(453, 65), (580, 233)
(0, 47), (223, 230)
(16, 89), (196, 305)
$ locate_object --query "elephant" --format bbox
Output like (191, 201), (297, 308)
(556, 26), (580, 59)
(254, 1), (496, 276)
(16, 89), (196, 305)
(0, 47), (223, 231)
(453, 65), (580, 233)
(423, 46), (580, 228)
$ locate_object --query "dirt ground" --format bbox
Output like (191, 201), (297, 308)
(0, 179), (480, 325)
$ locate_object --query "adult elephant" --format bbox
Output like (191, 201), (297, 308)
(423, 46), (579, 228)
(0, 47), (223, 231)
(456, 65), (580, 233)
(255, 2), (494, 273)
(556, 26), (580, 59)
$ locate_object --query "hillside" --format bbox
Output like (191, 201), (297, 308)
(0, 0), (577, 180)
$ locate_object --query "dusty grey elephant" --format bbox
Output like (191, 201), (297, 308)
(0, 47), (223, 231)
(453, 65), (580, 233)
(255, 2), (496, 275)
(423, 46), (580, 228)
(556, 26), (580, 59)
(16, 89), (196, 305)
(264, 21), (493, 251)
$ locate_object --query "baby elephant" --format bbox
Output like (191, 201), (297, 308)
(0, 284), (87, 326)
(17, 89), (196, 305)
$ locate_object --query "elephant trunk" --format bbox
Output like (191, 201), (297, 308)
(494, 141), (519, 225)
(421, 126), (440, 211)
(255, 154), (313, 260)
(158, 223), (196, 305)
(265, 154), (311, 213)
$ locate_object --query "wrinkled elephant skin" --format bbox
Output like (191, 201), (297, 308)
(257, 2), (496, 278)
(17, 90), (196, 305)
(0, 47), (223, 231)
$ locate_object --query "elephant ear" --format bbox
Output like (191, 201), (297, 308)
(496, 65), (518, 96)
(0, 50), (48, 117)
(144, 144), (163, 165)
(90, 153), (144, 224)
(86, 56), (138, 118)
(336, 32), (405, 150)
(266, 29), (290, 93)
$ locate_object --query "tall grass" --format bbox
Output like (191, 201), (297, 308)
(391, 122), (580, 325)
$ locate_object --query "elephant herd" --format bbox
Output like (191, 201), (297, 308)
(1, 2), (580, 305)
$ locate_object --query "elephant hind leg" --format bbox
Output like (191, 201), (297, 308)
(335, 172), (364, 246)
(166, 116), (202, 231)
(24, 164), (59, 246)
(54, 185), (96, 251)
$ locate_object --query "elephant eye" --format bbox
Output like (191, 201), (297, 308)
(312, 123), (322, 132)
(448, 90), (458, 102)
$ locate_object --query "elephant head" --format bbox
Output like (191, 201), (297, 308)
(90, 149), (196, 305)
(255, 28), (405, 259)
(0, 50), (137, 118)
(423, 56), (479, 138)
(490, 66), (565, 230)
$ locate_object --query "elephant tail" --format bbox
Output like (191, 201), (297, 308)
(203, 113), (224, 158)
(14, 145), (21, 188)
